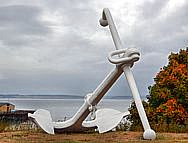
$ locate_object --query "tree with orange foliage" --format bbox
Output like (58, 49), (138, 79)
(128, 48), (188, 132)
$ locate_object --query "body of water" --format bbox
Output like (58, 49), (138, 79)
(0, 98), (132, 121)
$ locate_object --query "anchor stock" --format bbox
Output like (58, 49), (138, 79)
(100, 8), (156, 140)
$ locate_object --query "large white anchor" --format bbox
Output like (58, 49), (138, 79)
(28, 8), (156, 140)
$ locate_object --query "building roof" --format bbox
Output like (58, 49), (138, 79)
(0, 102), (15, 106)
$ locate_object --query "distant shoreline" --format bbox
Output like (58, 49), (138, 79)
(0, 95), (132, 100)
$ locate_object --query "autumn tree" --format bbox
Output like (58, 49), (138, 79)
(128, 48), (188, 132)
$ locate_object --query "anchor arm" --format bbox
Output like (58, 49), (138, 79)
(29, 65), (124, 133)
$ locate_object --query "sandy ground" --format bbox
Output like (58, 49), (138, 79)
(0, 131), (188, 143)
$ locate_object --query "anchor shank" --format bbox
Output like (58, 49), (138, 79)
(89, 67), (123, 105)
(54, 67), (123, 129)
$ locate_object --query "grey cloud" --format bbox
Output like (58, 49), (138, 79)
(139, 0), (169, 19)
(0, 0), (187, 98)
(0, 5), (51, 47)
(123, 1), (188, 55)
(119, 1), (188, 97)
(0, 68), (126, 96)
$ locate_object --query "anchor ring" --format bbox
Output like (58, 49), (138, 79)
(108, 48), (140, 65)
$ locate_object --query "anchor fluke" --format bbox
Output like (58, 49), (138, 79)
(28, 109), (54, 134)
(83, 108), (129, 133)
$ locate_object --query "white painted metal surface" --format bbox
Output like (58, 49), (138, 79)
(28, 109), (54, 134)
(82, 108), (129, 133)
(28, 8), (156, 140)
(100, 8), (156, 140)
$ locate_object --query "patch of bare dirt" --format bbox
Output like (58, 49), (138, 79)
(0, 131), (187, 143)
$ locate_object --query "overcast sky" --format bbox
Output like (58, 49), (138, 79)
(0, 0), (187, 98)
